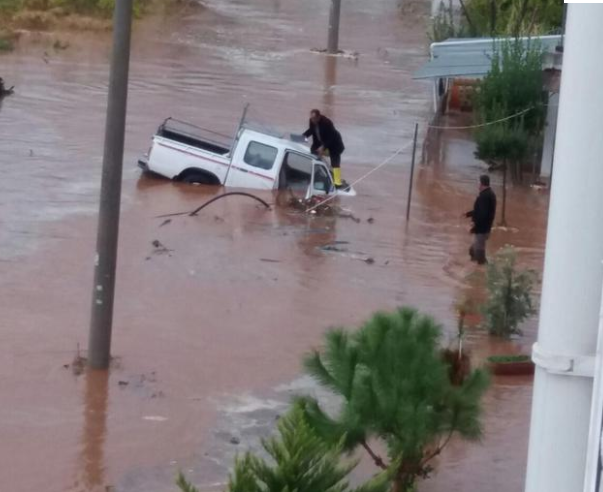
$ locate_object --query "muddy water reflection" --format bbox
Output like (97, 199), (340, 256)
(323, 55), (338, 112)
(73, 370), (109, 492)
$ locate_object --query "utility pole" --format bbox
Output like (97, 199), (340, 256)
(327, 0), (341, 54)
(405, 123), (419, 221)
(524, 5), (603, 492)
(88, 0), (134, 370)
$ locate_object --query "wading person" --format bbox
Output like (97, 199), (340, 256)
(465, 174), (497, 265)
(303, 109), (345, 187)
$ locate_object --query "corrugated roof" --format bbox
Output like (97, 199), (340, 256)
(414, 35), (563, 80)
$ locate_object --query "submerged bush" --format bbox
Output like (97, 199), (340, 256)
(482, 246), (537, 338)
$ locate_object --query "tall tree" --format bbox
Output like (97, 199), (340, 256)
(473, 40), (546, 224)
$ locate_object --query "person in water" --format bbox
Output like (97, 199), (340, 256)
(465, 174), (497, 265)
(303, 109), (345, 187)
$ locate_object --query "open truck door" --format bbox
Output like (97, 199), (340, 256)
(308, 161), (335, 199)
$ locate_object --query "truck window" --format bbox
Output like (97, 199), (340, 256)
(279, 152), (312, 192)
(244, 141), (278, 170)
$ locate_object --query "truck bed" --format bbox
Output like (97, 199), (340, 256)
(157, 118), (232, 156)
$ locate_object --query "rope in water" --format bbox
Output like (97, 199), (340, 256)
(426, 107), (534, 130)
(305, 140), (415, 213)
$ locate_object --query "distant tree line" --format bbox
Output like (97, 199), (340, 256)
(0, 0), (144, 18)
(431, 0), (564, 42)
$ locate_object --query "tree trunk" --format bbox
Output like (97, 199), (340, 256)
(458, 0), (476, 36)
(490, 0), (497, 36)
(501, 160), (508, 226)
(515, 0), (530, 36)
(391, 479), (413, 492)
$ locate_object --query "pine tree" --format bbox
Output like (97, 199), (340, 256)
(298, 308), (489, 492)
(176, 404), (389, 492)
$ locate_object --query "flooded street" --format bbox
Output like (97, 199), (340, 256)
(0, 0), (548, 491)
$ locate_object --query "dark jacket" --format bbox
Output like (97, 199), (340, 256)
(466, 187), (497, 234)
(303, 116), (345, 155)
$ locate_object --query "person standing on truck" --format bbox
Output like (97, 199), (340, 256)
(464, 174), (497, 265)
(303, 109), (345, 187)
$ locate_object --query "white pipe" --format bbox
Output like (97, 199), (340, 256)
(525, 5), (603, 492)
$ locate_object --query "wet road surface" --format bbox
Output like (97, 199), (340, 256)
(0, 0), (548, 491)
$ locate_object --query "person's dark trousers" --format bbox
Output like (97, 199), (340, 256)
(469, 233), (489, 265)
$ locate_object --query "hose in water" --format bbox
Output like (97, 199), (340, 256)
(156, 192), (271, 219)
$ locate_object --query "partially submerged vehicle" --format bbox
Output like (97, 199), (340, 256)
(138, 112), (355, 199)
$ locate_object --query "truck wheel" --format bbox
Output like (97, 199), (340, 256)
(182, 173), (211, 185)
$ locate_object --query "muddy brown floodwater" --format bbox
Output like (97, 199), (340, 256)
(0, 0), (549, 491)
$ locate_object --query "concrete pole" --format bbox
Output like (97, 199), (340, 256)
(88, 0), (134, 370)
(327, 0), (341, 54)
(525, 5), (603, 492)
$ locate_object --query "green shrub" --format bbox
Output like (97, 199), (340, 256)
(474, 41), (546, 136)
(475, 121), (530, 165)
(482, 246), (537, 338)
(0, 36), (14, 51)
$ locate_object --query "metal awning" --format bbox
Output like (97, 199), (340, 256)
(413, 53), (491, 79)
(413, 35), (563, 80)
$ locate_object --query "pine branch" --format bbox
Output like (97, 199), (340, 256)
(420, 429), (455, 468)
(176, 472), (199, 492)
(360, 439), (388, 470)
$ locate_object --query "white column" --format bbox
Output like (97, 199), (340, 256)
(525, 5), (603, 492)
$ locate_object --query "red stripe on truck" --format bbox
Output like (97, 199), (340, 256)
(157, 142), (275, 182)
(157, 142), (230, 168)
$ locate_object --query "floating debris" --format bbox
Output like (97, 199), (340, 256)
(151, 239), (173, 255)
(143, 415), (168, 422)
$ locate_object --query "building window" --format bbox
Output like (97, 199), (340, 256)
(244, 142), (278, 170)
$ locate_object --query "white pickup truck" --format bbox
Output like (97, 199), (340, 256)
(138, 117), (355, 198)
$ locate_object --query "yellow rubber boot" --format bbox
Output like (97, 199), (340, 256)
(333, 167), (342, 187)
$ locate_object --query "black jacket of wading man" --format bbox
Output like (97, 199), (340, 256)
(303, 116), (345, 156)
(466, 187), (497, 234)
